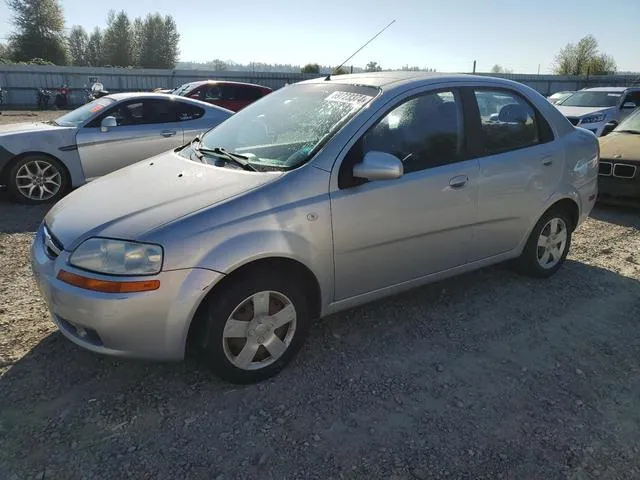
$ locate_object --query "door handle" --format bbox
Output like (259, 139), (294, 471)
(161, 130), (177, 137)
(541, 155), (554, 166)
(449, 175), (468, 189)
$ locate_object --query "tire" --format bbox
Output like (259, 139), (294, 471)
(197, 270), (311, 384)
(516, 207), (572, 278)
(8, 155), (69, 205)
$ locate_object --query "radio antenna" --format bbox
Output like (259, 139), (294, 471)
(325, 19), (396, 81)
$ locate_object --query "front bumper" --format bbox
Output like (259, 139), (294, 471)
(30, 224), (224, 361)
(597, 172), (640, 206)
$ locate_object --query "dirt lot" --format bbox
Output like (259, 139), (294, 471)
(0, 110), (62, 126)
(1, 110), (640, 479)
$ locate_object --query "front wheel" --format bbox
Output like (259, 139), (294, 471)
(8, 155), (69, 204)
(516, 208), (572, 278)
(197, 271), (311, 384)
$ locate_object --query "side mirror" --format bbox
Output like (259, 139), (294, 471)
(622, 101), (637, 109)
(100, 116), (117, 132)
(353, 151), (403, 181)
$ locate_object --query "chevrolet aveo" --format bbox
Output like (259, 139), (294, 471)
(31, 72), (599, 384)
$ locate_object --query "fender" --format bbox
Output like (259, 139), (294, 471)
(194, 229), (333, 311)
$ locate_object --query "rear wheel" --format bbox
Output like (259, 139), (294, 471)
(516, 208), (572, 278)
(197, 271), (311, 384)
(8, 155), (68, 204)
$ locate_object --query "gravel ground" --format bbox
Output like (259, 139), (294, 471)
(1, 111), (640, 479)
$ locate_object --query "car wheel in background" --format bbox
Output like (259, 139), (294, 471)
(8, 155), (69, 204)
(516, 208), (573, 278)
(197, 270), (311, 384)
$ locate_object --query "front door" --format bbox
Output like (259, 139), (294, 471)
(467, 88), (563, 261)
(76, 98), (185, 180)
(330, 89), (480, 301)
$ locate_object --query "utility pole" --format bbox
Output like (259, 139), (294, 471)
(537, 64), (540, 75)
(472, 60), (476, 74)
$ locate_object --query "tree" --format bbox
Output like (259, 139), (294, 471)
(102, 10), (133, 67)
(130, 17), (145, 66)
(7, 0), (68, 64)
(301, 63), (320, 74)
(0, 43), (13, 62)
(365, 61), (382, 72)
(334, 67), (348, 75)
(553, 35), (616, 75)
(136, 13), (179, 69)
(68, 25), (89, 66)
(86, 27), (103, 66)
(210, 59), (227, 71)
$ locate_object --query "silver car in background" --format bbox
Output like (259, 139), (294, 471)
(32, 72), (599, 384)
(0, 93), (232, 203)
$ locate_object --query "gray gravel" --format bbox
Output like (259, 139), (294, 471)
(1, 191), (640, 479)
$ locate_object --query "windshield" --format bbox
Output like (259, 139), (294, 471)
(614, 108), (640, 132)
(172, 82), (198, 96)
(195, 83), (379, 170)
(558, 91), (622, 108)
(55, 97), (115, 127)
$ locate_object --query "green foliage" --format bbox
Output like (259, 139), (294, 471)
(86, 27), (103, 66)
(137, 13), (180, 69)
(334, 67), (348, 75)
(103, 10), (134, 67)
(7, 0), (68, 65)
(301, 63), (320, 74)
(68, 25), (89, 66)
(365, 61), (382, 72)
(553, 35), (617, 75)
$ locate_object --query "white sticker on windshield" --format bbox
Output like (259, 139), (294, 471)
(325, 91), (372, 106)
(607, 93), (622, 97)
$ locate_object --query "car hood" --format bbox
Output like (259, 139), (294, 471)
(0, 121), (66, 135)
(555, 105), (613, 118)
(598, 132), (640, 162)
(45, 150), (283, 250)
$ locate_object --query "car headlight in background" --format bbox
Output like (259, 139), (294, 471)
(581, 113), (606, 124)
(69, 238), (163, 276)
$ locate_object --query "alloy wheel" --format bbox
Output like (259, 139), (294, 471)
(15, 159), (62, 201)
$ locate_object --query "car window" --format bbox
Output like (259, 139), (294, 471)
(623, 91), (640, 106)
(234, 86), (264, 102)
(361, 90), (463, 174)
(89, 99), (179, 127)
(175, 102), (205, 121)
(204, 85), (222, 101)
(473, 89), (540, 155)
(220, 86), (236, 101)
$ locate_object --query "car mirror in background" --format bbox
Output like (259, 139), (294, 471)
(100, 116), (117, 132)
(353, 151), (404, 181)
(622, 102), (637, 109)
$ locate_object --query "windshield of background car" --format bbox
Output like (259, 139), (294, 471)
(558, 91), (622, 107)
(614, 108), (640, 132)
(173, 82), (198, 96)
(55, 97), (116, 127)
(198, 83), (380, 169)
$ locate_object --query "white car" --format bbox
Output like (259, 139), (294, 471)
(0, 93), (233, 204)
(555, 86), (640, 137)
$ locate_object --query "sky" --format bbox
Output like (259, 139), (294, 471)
(1, 0), (639, 74)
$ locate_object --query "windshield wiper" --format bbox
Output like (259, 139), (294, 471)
(615, 129), (640, 135)
(193, 143), (257, 171)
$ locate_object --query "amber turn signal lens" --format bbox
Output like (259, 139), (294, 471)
(57, 270), (160, 293)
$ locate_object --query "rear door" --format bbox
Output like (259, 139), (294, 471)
(75, 98), (184, 180)
(465, 87), (561, 261)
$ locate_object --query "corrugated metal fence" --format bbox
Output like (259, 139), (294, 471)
(0, 64), (639, 107)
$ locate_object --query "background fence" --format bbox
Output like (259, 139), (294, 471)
(1, 64), (639, 107)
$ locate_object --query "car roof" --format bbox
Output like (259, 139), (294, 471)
(581, 87), (630, 92)
(182, 80), (271, 89)
(299, 71), (531, 92)
(103, 92), (233, 112)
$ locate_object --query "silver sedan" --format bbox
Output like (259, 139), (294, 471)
(0, 93), (233, 203)
(32, 72), (599, 384)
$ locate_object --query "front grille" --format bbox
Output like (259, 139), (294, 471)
(599, 161), (612, 176)
(42, 224), (64, 259)
(613, 163), (637, 179)
(567, 117), (580, 126)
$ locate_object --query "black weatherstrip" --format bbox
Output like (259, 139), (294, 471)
(59, 144), (79, 152)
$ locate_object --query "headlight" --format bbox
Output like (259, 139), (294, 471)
(69, 238), (163, 276)
(581, 113), (606, 124)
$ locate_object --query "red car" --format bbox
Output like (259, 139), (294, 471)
(170, 80), (272, 112)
